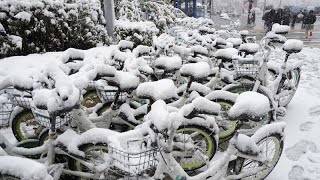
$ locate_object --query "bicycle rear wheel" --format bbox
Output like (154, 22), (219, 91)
(233, 133), (283, 179)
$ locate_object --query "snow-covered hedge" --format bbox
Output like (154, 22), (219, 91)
(0, 0), (110, 58)
(114, 20), (159, 47)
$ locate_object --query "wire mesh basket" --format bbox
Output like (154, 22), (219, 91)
(96, 86), (128, 103)
(0, 102), (13, 128)
(7, 89), (32, 109)
(31, 106), (73, 129)
(233, 59), (260, 77)
(109, 138), (159, 177)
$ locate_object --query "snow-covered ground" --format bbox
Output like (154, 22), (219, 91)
(268, 47), (320, 180)
(1, 46), (320, 179)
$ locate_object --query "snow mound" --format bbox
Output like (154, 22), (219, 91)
(283, 39), (303, 53)
(215, 48), (239, 60)
(228, 92), (270, 120)
(0, 156), (52, 180)
(136, 79), (178, 101)
(155, 55), (182, 71)
(272, 23), (290, 34)
(180, 62), (210, 79)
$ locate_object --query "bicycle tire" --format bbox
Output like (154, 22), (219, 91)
(232, 132), (284, 180)
(277, 68), (301, 107)
(11, 109), (42, 142)
(0, 174), (20, 180)
(68, 143), (109, 180)
(175, 124), (218, 172)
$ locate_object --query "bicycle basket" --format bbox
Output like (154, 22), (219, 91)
(0, 103), (13, 128)
(233, 59), (260, 77)
(96, 86), (128, 103)
(31, 106), (73, 129)
(7, 89), (32, 109)
(109, 138), (159, 176)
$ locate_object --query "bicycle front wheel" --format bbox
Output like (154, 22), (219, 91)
(175, 125), (218, 172)
(233, 133), (283, 180)
(11, 109), (42, 142)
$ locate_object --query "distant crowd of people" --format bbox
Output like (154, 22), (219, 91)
(262, 8), (317, 39)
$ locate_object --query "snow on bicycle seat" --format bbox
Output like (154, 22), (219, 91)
(191, 45), (208, 55)
(0, 156), (53, 180)
(239, 43), (259, 55)
(283, 39), (303, 54)
(181, 97), (221, 118)
(215, 48), (239, 62)
(226, 38), (242, 48)
(118, 40), (134, 51)
(240, 30), (249, 36)
(272, 23), (290, 34)
(105, 71), (140, 91)
(155, 55), (182, 72)
(228, 92), (270, 122)
(136, 79), (179, 102)
(180, 62), (210, 80)
(133, 45), (152, 58)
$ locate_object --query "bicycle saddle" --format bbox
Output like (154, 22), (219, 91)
(118, 40), (134, 52)
(180, 62), (210, 80)
(228, 92), (269, 122)
(215, 48), (239, 62)
(136, 79), (179, 102)
(226, 38), (242, 48)
(239, 43), (259, 55)
(105, 71), (140, 92)
(283, 39), (303, 54)
(181, 97), (221, 118)
(155, 55), (182, 73)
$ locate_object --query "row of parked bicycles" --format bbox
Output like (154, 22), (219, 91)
(0, 19), (303, 180)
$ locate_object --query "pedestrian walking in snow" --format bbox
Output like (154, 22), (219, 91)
(301, 9), (308, 28)
(264, 9), (276, 33)
(282, 8), (291, 25)
(274, 9), (283, 24)
(304, 10), (317, 40)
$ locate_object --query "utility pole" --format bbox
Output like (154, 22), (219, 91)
(193, 0), (197, 17)
(263, 0), (266, 12)
(247, 0), (253, 25)
(104, 0), (115, 40)
(185, 0), (189, 15)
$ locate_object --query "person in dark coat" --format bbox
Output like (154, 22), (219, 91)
(264, 9), (276, 33)
(282, 8), (291, 25)
(291, 13), (298, 28)
(274, 9), (283, 24)
(304, 10), (317, 39)
(301, 9), (307, 28)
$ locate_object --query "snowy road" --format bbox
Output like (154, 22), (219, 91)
(268, 47), (320, 180)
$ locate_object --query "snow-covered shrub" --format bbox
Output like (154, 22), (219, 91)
(142, 1), (186, 34)
(116, 0), (142, 21)
(114, 20), (159, 47)
(0, 0), (110, 58)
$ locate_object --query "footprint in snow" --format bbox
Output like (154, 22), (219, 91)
(309, 105), (320, 116)
(299, 122), (314, 131)
(285, 140), (319, 161)
(288, 165), (304, 180)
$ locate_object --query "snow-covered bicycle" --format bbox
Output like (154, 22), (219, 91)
(223, 33), (303, 109)
(0, 91), (285, 180)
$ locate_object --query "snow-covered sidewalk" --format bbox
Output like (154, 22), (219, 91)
(268, 47), (320, 180)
